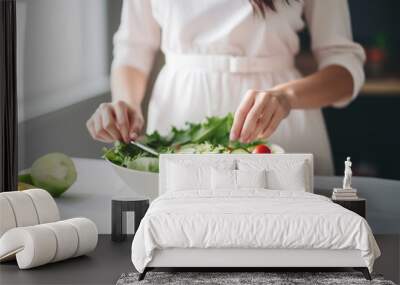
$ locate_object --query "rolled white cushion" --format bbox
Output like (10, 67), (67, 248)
(64, 218), (98, 257)
(0, 196), (17, 237)
(0, 218), (98, 269)
(42, 221), (79, 262)
(0, 192), (39, 227)
(0, 226), (57, 269)
(24, 189), (60, 224)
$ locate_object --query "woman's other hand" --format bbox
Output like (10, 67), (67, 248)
(230, 89), (292, 143)
(86, 101), (144, 143)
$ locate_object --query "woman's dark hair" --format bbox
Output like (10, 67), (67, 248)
(250, 0), (294, 17)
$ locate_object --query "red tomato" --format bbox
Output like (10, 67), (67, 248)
(252, 144), (271, 154)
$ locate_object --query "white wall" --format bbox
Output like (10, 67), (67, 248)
(16, 0), (164, 170)
(17, 0), (109, 122)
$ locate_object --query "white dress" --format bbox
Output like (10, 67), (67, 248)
(112, 0), (365, 175)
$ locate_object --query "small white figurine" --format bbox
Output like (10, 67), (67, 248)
(343, 157), (352, 190)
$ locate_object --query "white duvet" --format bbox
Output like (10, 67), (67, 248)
(131, 190), (380, 272)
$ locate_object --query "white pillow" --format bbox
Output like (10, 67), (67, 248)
(211, 168), (236, 190)
(167, 162), (210, 191)
(266, 162), (307, 191)
(236, 169), (267, 189)
(238, 159), (308, 192)
(167, 160), (235, 192)
(211, 169), (267, 190)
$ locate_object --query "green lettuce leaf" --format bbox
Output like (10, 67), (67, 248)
(102, 112), (268, 172)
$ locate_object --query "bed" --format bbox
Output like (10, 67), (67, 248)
(131, 154), (380, 280)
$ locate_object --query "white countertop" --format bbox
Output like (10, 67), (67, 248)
(54, 158), (139, 234)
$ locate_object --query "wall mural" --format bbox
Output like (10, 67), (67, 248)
(1, 1), (399, 284)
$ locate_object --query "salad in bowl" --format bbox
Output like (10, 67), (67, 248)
(103, 113), (284, 199)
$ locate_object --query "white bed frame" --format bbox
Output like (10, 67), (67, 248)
(139, 154), (371, 280)
(148, 249), (365, 268)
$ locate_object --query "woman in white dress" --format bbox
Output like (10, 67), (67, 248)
(86, 0), (365, 175)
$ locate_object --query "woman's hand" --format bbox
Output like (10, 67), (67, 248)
(86, 101), (144, 143)
(230, 89), (292, 143)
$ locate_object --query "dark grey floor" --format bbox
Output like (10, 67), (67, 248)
(0, 235), (133, 285)
(0, 235), (399, 285)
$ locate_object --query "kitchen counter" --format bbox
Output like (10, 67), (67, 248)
(362, 78), (400, 95)
(54, 158), (136, 234)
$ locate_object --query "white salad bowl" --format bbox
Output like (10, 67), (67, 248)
(106, 159), (159, 201)
(269, 144), (285, 154)
(107, 143), (284, 201)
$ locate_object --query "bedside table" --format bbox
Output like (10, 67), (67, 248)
(111, 196), (149, 242)
(332, 198), (366, 218)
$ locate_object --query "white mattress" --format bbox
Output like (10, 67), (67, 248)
(131, 190), (380, 272)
